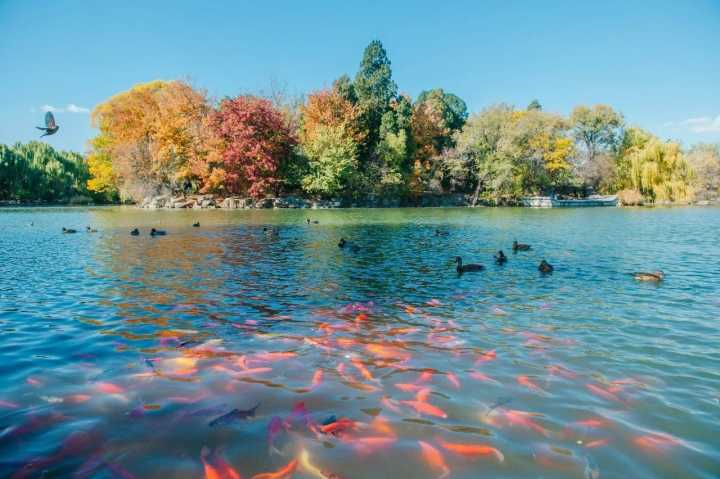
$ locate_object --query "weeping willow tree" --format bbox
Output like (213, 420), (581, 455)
(616, 128), (694, 203)
(0, 141), (92, 202)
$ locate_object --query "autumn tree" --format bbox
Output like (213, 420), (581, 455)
(410, 89), (468, 193)
(298, 85), (366, 197)
(205, 95), (295, 198)
(90, 80), (210, 201)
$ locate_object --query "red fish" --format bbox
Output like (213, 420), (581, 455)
(95, 382), (125, 395)
(350, 359), (375, 381)
(310, 369), (323, 389)
(201, 447), (242, 479)
(586, 383), (623, 403)
(469, 371), (499, 384)
(416, 388), (432, 403)
(353, 436), (397, 454)
(401, 400), (447, 419)
(416, 371), (433, 383)
(251, 459), (297, 479)
(381, 396), (403, 414)
(585, 438), (610, 448)
(439, 440), (504, 462)
(446, 373), (461, 389)
(633, 432), (684, 453)
(517, 375), (546, 394)
(503, 409), (548, 436)
(475, 350), (496, 364)
(395, 383), (423, 393)
(546, 364), (577, 380)
(320, 417), (357, 436)
(418, 441), (450, 479)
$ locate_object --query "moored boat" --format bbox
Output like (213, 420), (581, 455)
(522, 195), (618, 208)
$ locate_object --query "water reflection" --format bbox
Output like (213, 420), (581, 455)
(0, 206), (718, 478)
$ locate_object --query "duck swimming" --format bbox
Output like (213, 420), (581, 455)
(62, 227), (77, 234)
(455, 256), (484, 273)
(512, 240), (531, 252)
(150, 228), (167, 236)
(86, 226), (98, 233)
(633, 271), (664, 282)
(538, 259), (554, 273)
(130, 228), (140, 236)
(338, 238), (360, 252)
(192, 222), (200, 227)
(307, 219), (319, 224)
(435, 229), (449, 236)
(494, 250), (508, 264)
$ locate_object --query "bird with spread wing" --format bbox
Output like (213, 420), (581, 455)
(37, 111), (60, 137)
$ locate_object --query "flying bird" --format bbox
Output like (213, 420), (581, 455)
(37, 111), (59, 137)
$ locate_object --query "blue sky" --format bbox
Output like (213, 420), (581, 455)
(1, 0), (718, 153)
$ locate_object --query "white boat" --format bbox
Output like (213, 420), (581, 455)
(522, 195), (618, 208)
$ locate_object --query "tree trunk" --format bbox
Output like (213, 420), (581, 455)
(471, 179), (482, 207)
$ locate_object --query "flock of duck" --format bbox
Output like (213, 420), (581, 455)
(61, 220), (665, 282)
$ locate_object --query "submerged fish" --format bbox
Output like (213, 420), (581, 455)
(209, 403), (260, 427)
(486, 397), (513, 415)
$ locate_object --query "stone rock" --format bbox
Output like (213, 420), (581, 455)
(254, 198), (274, 209)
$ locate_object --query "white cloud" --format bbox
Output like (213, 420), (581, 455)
(665, 115), (720, 133)
(67, 103), (89, 113)
(39, 104), (90, 114)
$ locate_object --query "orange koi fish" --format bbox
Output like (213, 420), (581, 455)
(401, 400), (447, 419)
(418, 441), (450, 479)
(439, 440), (504, 462)
(95, 382), (125, 394)
(469, 371), (499, 384)
(503, 409), (548, 436)
(336, 338), (357, 349)
(350, 359), (375, 381)
(395, 383), (423, 393)
(381, 396), (403, 414)
(446, 373), (461, 389)
(355, 313), (369, 323)
(416, 388), (432, 403)
(353, 436), (397, 454)
(575, 418), (608, 429)
(26, 377), (42, 387)
(310, 369), (323, 389)
(366, 344), (411, 362)
(585, 438), (610, 448)
(234, 367), (273, 377)
(416, 371), (434, 383)
(633, 432), (684, 453)
(475, 350), (496, 364)
(371, 416), (396, 437)
(546, 364), (577, 380)
(251, 352), (297, 363)
(201, 447), (242, 479)
(586, 383), (623, 403)
(251, 459), (297, 479)
(517, 375), (546, 394)
(320, 417), (357, 435)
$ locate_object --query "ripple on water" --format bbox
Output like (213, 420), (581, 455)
(0, 206), (718, 478)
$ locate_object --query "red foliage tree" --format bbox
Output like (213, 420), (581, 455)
(208, 96), (296, 198)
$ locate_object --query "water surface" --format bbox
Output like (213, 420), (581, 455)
(1, 206), (719, 478)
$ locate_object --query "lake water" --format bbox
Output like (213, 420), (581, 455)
(1, 206), (718, 478)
